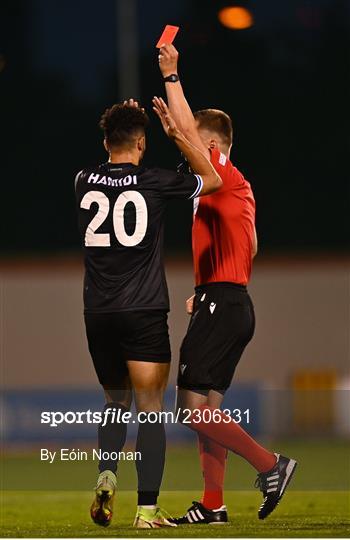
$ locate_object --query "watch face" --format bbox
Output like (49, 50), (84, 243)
(165, 74), (179, 82)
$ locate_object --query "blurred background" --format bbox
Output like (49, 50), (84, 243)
(1, 0), (349, 492)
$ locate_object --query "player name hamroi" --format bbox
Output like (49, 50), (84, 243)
(87, 173), (138, 187)
(40, 448), (141, 464)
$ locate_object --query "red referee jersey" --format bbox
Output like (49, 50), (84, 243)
(192, 148), (256, 286)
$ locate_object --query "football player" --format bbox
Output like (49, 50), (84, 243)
(75, 98), (221, 528)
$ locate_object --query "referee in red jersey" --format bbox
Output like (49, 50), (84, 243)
(158, 44), (297, 523)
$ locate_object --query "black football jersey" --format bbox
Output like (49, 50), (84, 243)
(75, 162), (203, 313)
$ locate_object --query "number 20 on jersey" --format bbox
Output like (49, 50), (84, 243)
(80, 190), (148, 247)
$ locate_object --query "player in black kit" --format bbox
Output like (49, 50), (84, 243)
(75, 97), (221, 528)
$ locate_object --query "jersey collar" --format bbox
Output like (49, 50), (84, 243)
(104, 162), (135, 170)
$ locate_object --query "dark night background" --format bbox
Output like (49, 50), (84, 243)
(1, 0), (349, 256)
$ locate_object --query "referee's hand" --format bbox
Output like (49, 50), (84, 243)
(186, 295), (195, 315)
(158, 44), (179, 77)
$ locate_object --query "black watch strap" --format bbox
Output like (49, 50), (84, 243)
(163, 74), (180, 83)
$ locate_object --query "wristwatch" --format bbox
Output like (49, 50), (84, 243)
(163, 74), (180, 83)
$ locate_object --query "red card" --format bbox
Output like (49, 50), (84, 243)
(156, 25), (179, 48)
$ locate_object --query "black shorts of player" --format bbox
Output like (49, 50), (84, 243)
(178, 282), (255, 395)
(84, 310), (171, 387)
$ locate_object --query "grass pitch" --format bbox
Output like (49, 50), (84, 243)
(1, 490), (349, 537)
(1, 440), (350, 537)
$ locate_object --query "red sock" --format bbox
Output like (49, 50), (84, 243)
(190, 405), (276, 473)
(198, 433), (227, 510)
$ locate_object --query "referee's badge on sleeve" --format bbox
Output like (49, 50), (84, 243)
(219, 153), (227, 166)
(193, 197), (199, 216)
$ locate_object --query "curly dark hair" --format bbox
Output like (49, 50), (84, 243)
(99, 103), (149, 149)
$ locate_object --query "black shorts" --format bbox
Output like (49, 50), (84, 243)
(84, 310), (171, 387)
(178, 283), (255, 395)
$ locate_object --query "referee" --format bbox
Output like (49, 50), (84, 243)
(159, 44), (297, 524)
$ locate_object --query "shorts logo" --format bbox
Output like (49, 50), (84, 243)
(200, 293), (206, 302)
(209, 302), (216, 314)
(180, 364), (187, 374)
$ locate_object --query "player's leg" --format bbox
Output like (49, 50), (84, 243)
(90, 381), (133, 527)
(121, 310), (176, 528)
(85, 312), (131, 526)
(128, 360), (175, 527)
(98, 383), (132, 474)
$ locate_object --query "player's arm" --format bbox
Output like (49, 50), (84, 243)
(158, 44), (209, 158)
(153, 97), (222, 195)
(252, 226), (258, 258)
(186, 295), (195, 315)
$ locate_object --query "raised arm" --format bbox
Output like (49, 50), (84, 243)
(158, 44), (210, 159)
(153, 97), (221, 195)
